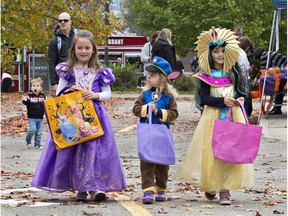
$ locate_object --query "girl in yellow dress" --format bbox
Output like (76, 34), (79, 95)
(176, 27), (254, 205)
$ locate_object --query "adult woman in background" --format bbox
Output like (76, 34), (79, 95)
(152, 28), (177, 71)
(138, 31), (160, 87)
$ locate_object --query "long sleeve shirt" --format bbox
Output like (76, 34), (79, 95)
(22, 93), (46, 119)
(200, 81), (225, 107)
(260, 51), (287, 69)
(141, 42), (152, 76)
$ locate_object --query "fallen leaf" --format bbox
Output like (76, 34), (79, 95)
(246, 208), (260, 212)
(158, 207), (168, 214)
(273, 210), (285, 214)
(255, 211), (263, 216)
(167, 196), (181, 201)
(87, 205), (96, 208)
(182, 203), (192, 207)
(62, 201), (83, 205)
(251, 197), (263, 201)
(118, 124), (136, 133)
(82, 211), (100, 216)
(201, 205), (214, 209)
(264, 200), (278, 206)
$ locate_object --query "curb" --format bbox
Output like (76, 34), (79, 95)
(1, 113), (23, 122)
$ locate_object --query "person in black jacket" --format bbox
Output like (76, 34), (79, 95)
(151, 28), (177, 71)
(176, 55), (184, 74)
(22, 78), (47, 148)
(48, 12), (77, 93)
(1, 69), (13, 92)
(254, 48), (287, 115)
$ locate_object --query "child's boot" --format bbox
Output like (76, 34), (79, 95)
(142, 191), (154, 204)
(155, 191), (166, 202)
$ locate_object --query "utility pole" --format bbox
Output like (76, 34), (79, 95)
(104, 1), (110, 66)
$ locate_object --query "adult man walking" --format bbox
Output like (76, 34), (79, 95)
(48, 12), (77, 92)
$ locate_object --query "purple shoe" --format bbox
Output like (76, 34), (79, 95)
(142, 191), (154, 204)
(155, 191), (166, 202)
(76, 192), (88, 201)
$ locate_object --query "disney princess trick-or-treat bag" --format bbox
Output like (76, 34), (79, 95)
(44, 89), (104, 149)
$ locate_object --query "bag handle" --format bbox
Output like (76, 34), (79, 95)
(56, 85), (73, 97)
(147, 103), (165, 125)
(226, 99), (249, 124)
(148, 103), (152, 124)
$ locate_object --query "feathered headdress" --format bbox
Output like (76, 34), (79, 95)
(195, 27), (240, 75)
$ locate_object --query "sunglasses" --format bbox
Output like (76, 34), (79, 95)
(58, 19), (70, 23)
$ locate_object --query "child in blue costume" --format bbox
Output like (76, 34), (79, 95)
(176, 27), (254, 205)
(32, 30), (126, 202)
(133, 56), (178, 204)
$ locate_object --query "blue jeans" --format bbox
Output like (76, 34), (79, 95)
(26, 118), (44, 146)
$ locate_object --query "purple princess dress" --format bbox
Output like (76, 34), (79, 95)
(32, 63), (126, 193)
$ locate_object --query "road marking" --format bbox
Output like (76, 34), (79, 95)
(0, 199), (60, 207)
(1, 187), (42, 195)
(1, 187), (153, 215)
(0, 187), (61, 207)
(116, 194), (153, 216)
(1, 139), (26, 143)
(118, 124), (136, 133)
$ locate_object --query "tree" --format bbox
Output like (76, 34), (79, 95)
(125, 0), (287, 56)
(1, 0), (125, 71)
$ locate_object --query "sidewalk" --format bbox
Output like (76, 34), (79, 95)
(1, 93), (287, 216)
(252, 97), (287, 141)
(1, 94), (287, 141)
(115, 93), (287, 141)
(1, 105), (26, 121)
(259, 110), (287, 141)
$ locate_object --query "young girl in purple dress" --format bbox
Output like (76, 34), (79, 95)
(32, 30), (126, 201)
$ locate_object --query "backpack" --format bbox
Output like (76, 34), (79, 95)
(57, 28), (78, 54)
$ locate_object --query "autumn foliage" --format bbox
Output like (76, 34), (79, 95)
(1, 0), (126, 70)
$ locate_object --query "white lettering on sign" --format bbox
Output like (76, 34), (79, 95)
(108, 39), (124, 45)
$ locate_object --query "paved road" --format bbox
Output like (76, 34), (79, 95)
(1, 94), (287, 216)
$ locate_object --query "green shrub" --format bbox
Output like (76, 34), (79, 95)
(108, 64), (196, 93)
(172, 75), (195, 93)
(109, 63), (142, 91)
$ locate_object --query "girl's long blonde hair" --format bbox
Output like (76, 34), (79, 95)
(142, 73), (178, 98)
(66, 30), (101, 73)
(157, 28), (173, 45)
